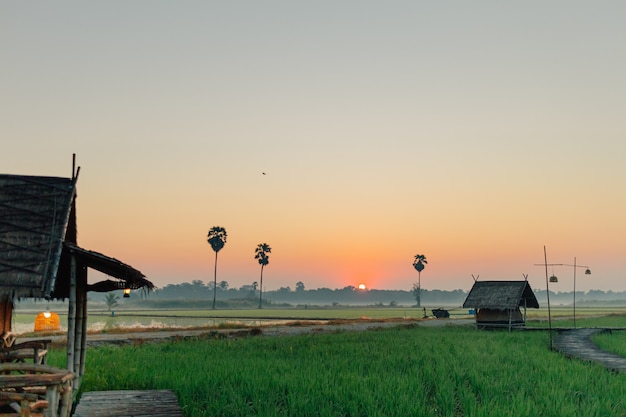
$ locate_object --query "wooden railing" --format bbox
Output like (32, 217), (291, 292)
(1, 340), (51, 366)
(0, 363), (73, 417)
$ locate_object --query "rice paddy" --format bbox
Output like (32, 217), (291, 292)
(41, 313), (626, 417)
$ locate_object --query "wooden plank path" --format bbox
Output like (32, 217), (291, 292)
(553, 328), (626, 373)
(74, 389), (183, 417)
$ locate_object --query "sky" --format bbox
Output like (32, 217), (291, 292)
(2, 2), (625, 293)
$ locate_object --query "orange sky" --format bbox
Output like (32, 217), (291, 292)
(3, 2), (625, 293)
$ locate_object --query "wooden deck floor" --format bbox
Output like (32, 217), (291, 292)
(553, 328), (626, 373)
(73, 389), (182, 417)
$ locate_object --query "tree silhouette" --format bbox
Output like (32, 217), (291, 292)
(104, 293), (119, 314)
(207, 226), (227, 309)
(255, 243), (272, 309)
(412, 254), (428, 307)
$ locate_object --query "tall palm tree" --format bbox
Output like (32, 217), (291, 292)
(412, 254), (428, 307)
(254, 243), (272, 309)
(207, 226), (227, 309)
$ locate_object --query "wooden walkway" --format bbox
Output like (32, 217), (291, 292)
(553, 328), (626, 373)
(73, 389), (183, 417)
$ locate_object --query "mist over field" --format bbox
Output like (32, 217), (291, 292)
(18, 281), (626, 312)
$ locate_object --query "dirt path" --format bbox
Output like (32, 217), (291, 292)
(553, 328), (626, 373)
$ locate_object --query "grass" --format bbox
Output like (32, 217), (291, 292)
(527, 313), (626, 329)
(46, 324), (626, 417)
(593, 329), (626, 357)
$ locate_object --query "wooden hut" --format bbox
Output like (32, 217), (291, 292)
(462, 280), (539, 330)
(0, 161), (154, 390)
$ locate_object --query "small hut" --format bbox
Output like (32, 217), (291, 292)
(0, 158), (154, 390)
(462, 280), (539, 330)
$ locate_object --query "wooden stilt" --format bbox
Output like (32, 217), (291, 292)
(74, 287), (84, 388)
(79, 289), (88, 380)
(66, 255), (76, 375)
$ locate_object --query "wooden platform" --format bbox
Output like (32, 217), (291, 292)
(73, 389), (182, 417)
(553, 328), (626, 373)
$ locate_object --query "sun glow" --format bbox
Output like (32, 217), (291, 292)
(358, 283), (367, 290)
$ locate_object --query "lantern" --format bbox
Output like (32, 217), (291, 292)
(34, 310), (61, 332)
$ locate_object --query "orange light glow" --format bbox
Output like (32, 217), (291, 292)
(358, 283), (366, 290)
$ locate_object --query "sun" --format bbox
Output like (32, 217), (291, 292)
(358, 283), (367, 290)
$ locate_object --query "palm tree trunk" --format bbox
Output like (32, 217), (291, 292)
(417, 271), (421, 308)
(212, 251), (218, 309)
(258, 265), (264, 309)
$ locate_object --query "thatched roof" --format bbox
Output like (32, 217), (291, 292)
(462, 280), (539, 310)
(65, 243), (153, 292)
(0, 174), (75, 298)
(0, 173), (153, 299)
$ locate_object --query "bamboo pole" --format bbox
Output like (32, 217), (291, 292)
(66, 254), (76, 374)
(544, 246), (554, 349)
(79, 288), (88, 379)
(74, 285), (84, 385)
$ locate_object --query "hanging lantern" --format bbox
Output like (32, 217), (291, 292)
(585, 269), (591, 275)
(123, 287), (131, 298)
(549, 275), (558, 283)
(34, 310), (61, 332)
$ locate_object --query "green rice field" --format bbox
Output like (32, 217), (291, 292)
(594, 330), (626, 357)
(44, 324), (626, 417)
(13, 305), (626, 335)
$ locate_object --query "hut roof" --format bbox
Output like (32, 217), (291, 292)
(462, 280), (539, 310)
(65, 243), (153, 292)
(0, 173), (153, 299)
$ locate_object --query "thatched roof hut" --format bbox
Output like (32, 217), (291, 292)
(462, 280), (539, 330)
(0, 160), (154, 388)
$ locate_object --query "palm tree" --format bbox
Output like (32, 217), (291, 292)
(254, 243), (272, 309)
(104, 293), (119, 315)
(207, 226), (227, 309)
(412, 254), (428, 307)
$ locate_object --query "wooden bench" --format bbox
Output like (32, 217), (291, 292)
(74, 390), (182, 417)
(0, 363), (73, 417)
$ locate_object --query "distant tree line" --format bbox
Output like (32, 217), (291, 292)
(21, 283), (626, 311)
(128, 280), (626, 307)
(145, 280), (468, 306)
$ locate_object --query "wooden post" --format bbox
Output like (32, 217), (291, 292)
(79, 289), (88, 379)
(0, 296), (12, 335)
(66, 254), (76, 374)
(60, 378), (73, 417)
(522, 274), (529, 325)
(509, 308), (513, 332)
(46, 383), (61, 417)
(74, 286), (84, 387)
